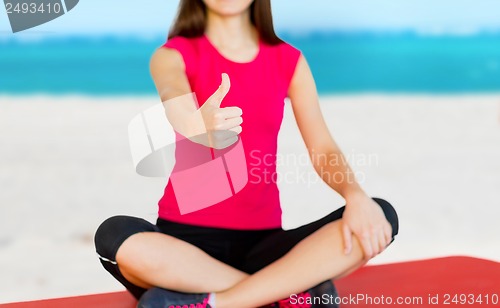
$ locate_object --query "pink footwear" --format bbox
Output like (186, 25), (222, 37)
(137, 288), (211, 308)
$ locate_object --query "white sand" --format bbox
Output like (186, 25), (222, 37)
(0, 94), (499, 303)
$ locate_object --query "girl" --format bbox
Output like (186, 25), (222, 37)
(95, 0), (399, 307)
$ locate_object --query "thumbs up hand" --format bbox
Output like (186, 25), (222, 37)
(198, 73), (243, 149)
(163, 73), (243, 149)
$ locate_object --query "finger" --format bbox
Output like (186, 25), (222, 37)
(206, 73), (231, 108)
(213, 135), (238, 149)
(378, 229), (387, 253)
(220, 106), (243, 119)
(384, 223), (393, 247)
(214, 117), (243, 131)
(361, 235), (373, 261)
(212, 129), (240, 142)
(229, 125), (242, 135)
(342, 223), (352, 254)
(220, 72), (230, 96)
(191, 130), (239, 149)
(370, 232), (380, 256)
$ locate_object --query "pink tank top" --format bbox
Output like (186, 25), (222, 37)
(158, 34), (301, 230)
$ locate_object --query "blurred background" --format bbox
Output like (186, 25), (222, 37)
(1, 0), (499, 304)
(2, 0), (500, 94)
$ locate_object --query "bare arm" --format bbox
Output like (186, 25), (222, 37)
(288, 55), (361, 197)
(288, 55), (392, 260)
(150, 48), (192, 101)
(149, 48), (242, 149)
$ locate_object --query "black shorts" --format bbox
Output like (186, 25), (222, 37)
(94, 198), (399, 299)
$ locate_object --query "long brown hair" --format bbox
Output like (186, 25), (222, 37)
(168, 0), (283, 45)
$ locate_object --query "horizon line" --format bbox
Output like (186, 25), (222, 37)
(2, 28), (500, 43)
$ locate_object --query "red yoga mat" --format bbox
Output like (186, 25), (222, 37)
(1, 256), (499, 308)
(335, 256), (500, 307)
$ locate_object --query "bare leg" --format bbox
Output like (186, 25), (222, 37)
(216, 219), (369, 308)
(335, 259), (368, 280)
(115, 232), (249, 292)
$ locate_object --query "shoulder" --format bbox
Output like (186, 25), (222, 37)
(153, 36), (203, 77)
(163, 36), (200, 50)
(264, 40), (303, 91)
(276, 40), (301, 56)
(268, 40), (302, 72)
(160, 36), (202, 59)
(265, 40), (302, 62)
(150, 45), (184, 74)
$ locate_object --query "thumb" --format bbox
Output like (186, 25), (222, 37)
(206, 73), (231, 108)
(342, 222), (353, 255)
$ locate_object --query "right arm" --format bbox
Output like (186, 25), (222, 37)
(150, 48), (202, 137)
(149, 48), (242, 149)
(150, 47), (192, 101)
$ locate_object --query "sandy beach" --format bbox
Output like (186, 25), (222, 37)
(1, 94), (499, 303)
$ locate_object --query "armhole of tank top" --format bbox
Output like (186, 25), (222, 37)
(283, 44), (302, 97)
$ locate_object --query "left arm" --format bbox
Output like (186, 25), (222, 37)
(288, 55), (392, 260)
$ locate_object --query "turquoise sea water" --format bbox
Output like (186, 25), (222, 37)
(1, 32), (500, 95)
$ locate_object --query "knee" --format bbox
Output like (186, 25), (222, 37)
(94, 215), (157, 261)
(94, 215), (127, 260)
(372, 198), (399, 239)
